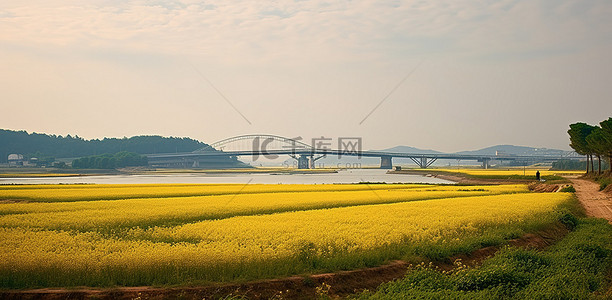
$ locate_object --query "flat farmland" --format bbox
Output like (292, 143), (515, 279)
(0, 183), (574, 289)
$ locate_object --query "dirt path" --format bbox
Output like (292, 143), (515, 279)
(570, 178), (612, 223)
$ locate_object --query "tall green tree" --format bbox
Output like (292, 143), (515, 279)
(586, 128), (606, 174)
(568, 122), (596, 173)
(598, 117), (612, 172)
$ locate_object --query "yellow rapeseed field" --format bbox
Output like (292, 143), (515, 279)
(0, 185), (526, 231)
(0, 183), (433, 202)
(130, 193), (572, 247)
(419, 168), (583, 176)
(0, 183), (572, 288)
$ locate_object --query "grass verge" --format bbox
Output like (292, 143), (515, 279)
(597, 177), (612, 191)
(353, 217), (612, 299)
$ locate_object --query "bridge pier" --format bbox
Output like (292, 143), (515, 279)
(380, 156), (393, 169)
(310, 154), (327, 169)
(480, 158), (490, 169)
(409, 157), (437, 168)
(297, 155), (310, 169)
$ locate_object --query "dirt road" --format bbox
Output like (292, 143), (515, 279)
(570, 178), (612, 223)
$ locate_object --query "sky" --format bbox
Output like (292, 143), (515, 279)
(1, 0), (612, 152)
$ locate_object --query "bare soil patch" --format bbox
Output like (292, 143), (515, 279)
(570, 178), (612, 224)
(389, 170), (536, 185)
(0, 199), (30, 204)
(528, 182), (561, 193)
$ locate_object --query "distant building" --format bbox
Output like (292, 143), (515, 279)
(8, 154), (25, 166)
(495, 150), (513, 157)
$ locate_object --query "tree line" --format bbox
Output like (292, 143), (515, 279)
(0, 129), (211, 163)
(568, 117), (612, 174)
(551, 159), (609, 171)
(72, 152), (148, 169)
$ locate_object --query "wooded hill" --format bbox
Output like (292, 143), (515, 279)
(0, 129), (209, 163)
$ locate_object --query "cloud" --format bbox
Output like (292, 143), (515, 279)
(1, 0), (609, 67)
(1, 0), (611, 150)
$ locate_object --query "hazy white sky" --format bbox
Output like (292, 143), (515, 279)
(1, 0), (611, 152)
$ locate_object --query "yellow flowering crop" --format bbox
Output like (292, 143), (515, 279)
(0, 183), (570, 288)
(0, 183), (433, 202)
(133, 193), (571, 250)
(0, 185), (526, 231)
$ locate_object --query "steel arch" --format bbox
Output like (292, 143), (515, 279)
(194, 134), (313, 152)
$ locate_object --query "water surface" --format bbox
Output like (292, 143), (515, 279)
(0, 169), (453, 185)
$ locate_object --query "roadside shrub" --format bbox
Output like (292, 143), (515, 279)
(559, 185), (576, 193)
(598, 177), (612, 191)
(571, 243), (609, 260)
(559, 213), (579, 230)
(455, 265), (532, 291)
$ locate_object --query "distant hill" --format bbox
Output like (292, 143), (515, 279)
(349, 144), (569, 168)
(0, 129), (210, 163)
(379, 144), (567, 156)
(291, 144), (569, 168)
(379, 146), (442, 154)
(455, 144), (567, 156)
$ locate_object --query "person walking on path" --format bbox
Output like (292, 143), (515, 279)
(536, 171), (541, 181)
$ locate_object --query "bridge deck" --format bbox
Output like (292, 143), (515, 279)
(147, 149), (581, 162)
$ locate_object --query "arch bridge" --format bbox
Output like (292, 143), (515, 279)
(146, 134), (583, 169)
(194, 134), (324, 169)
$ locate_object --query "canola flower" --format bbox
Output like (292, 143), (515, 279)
(0, 183), (570, 288)
(0, 185), (526, 231)
(132, 193), (571, 246)
(0, 183), (433, 202)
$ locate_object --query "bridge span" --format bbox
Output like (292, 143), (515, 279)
(146, 134), (583, 169)
(147, 149), (581, 169)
